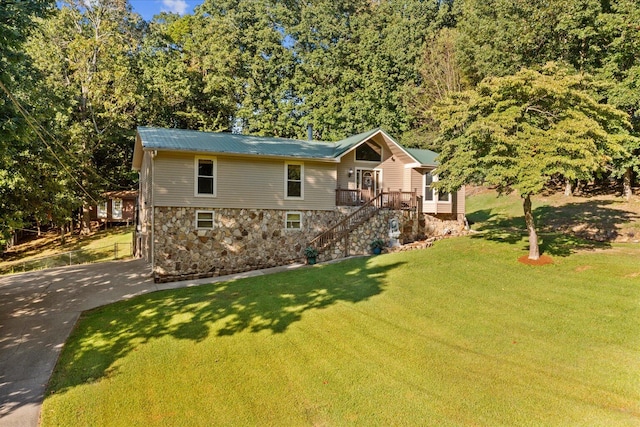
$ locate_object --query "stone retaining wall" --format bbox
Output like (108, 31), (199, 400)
(151, 207), (466, 282)
(318, 210), (466, 262)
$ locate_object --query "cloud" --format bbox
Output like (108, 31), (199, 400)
(162, 0), (188, 15)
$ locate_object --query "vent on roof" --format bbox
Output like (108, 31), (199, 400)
(307, 124), (313, 141)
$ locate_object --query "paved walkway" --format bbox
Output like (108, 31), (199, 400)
(0, 259), (304, 427)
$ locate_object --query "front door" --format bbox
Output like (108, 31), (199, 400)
(357, 169), (380, 202)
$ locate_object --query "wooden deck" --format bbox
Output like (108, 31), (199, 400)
(336, 189), (420, 211)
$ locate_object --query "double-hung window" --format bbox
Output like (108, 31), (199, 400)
(112, 198), (123, 219)
(425, 172), (451, 202)
(285, 212), (302, 230)
(195, 157), (216, 197)
(285, 162), (303, 199)
(97, 201), (107, 219)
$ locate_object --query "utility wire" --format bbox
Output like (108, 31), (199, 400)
(0, 79), (99, 203)
(15, 101), (137, 192)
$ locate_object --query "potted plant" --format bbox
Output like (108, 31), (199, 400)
(304, 246), (318, 265)
(370, 238), (386, 255)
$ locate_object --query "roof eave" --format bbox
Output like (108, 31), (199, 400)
(404, 162), (436, 169)
(143, 146), (340, 163)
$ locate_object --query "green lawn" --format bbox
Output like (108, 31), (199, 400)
(42, 236), (640, 426)
(0, 226), (133, 275)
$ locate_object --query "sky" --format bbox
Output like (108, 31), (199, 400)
(129, 0), (202, 20)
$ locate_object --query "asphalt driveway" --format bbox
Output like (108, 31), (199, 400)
(0, 258), (305, 427)
(0, 259), (155, 427)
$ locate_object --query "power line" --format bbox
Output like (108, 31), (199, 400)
(0, 79), (99, 203)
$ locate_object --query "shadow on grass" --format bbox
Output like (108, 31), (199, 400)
(47, 257), (404, 395)
(1, 226), (133, 263)
(468, 199), (638, 256)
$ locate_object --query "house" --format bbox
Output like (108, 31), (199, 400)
(132, 127), (465, 282)
(89, 190), (137, 226)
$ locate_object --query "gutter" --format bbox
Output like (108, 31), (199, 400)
(141, 147), (340, 163)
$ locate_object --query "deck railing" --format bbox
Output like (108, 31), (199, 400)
(335, 188), (374, 206)
(336, 188), (418, 210)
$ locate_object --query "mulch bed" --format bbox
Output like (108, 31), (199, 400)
(517, 254), (554, 266)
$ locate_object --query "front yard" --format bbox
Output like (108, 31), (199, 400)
(42, 235), (640, 426)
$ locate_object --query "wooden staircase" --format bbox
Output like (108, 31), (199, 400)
(308, 192), (384, 254)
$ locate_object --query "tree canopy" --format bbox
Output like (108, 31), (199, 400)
(1, 0), (639, 247)
(431, 65), (636, 258)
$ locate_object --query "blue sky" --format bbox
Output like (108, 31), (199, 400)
(129, 0), (202, 20)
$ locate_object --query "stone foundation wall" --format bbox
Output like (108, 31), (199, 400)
(153, 207), (342, 281)
(151, 206), (466, 282)
(317, 210), (466, 262)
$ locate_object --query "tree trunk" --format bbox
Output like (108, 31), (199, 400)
(564, 178), (573, 196)
(623, 168), (632, 201)
(80, 205), (91, 236)
(523, 195), (540, 260)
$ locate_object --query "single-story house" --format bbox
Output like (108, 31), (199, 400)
(89, 190), (137, 225)
(132, 127), (465, 282)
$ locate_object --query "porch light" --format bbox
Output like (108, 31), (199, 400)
(348, 168), (353, 177)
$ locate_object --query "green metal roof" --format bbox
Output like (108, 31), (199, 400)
(406, 147), (439, 166)
(137, 127), (340, 160)
(136, 126), (437, 165)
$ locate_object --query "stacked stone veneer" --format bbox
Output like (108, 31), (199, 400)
(152, 206), (465, 282)
(153, 207), (343, 281)
(318, 210), (466, 262)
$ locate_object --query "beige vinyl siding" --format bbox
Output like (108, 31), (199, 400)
(153, 152), (337, 210)
(455, 186), (466, 215)
(436, 201), (453, 214)
(138, 151), (153, 262)
(337, 155), (357, 190)
(411, 168), (423, 193)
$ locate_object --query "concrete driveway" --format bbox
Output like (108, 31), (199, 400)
(0, 258), (306, 426)
(0, 259), (156, 427)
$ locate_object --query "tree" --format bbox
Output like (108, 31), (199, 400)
(431, 65), (635, 259)
(404, 27), (466, 148)
(456, 0), (609, 84)
(599, 0), (640, 199)
(27, 0), (143, 233)
(0, 0), (54, 245)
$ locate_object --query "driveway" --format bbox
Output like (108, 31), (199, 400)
(0, 259), (155, 427)
(0, 258), (305, 427)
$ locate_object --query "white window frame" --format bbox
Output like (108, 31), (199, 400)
(284, 161), (304, 200)
(194, 156), (217, 197)
(285, 211), (303, 230)
(97, 201), (108, 219)
(423, 172), (451, 203)
(195, 210), (215, 229)
(112, 198), (123, 219)
(354, 140), (383, 163)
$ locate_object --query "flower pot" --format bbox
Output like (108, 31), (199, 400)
(372, 247), (382, 255)
(307, 257), (316, 265)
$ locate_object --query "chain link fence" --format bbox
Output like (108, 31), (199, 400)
(1, 242), (133, 275)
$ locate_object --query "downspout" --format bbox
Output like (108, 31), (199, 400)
(150, 150), (156, 273)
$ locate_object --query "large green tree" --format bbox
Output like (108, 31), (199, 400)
(431, 65), (635, 259)
(0, 0), (55, 245)
(456, 0), (610, 84)
(27, 0), (143, 233)
(599, 0), (640, 198)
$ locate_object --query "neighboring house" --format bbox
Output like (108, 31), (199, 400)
(132, 127), (465, 282)
(90, 190), (137, 226)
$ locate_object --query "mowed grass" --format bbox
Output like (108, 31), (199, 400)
(0, 226), (134, 275)
(42, 237), (640, 426)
